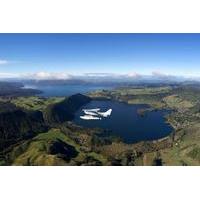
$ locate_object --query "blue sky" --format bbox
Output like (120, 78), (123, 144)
(0, 33), (200, 79)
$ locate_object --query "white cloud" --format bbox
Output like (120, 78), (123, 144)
(84, 73), (117, 77)
(22, 71), (72, 80)
(152, 71), (166, 76)
(151, 71), (187, 81)
(83, 72), (142, 79)
(0, 59), (9, 65)
(0, 70), (199, 82)
(152, 71), (172, 78)
(126, 72), (141, 78)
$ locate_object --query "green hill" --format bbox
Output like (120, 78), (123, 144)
(44, 93), (91, 124)
(3, 129), (107, 166)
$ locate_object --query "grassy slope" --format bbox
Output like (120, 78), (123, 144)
(163, 95), (194, 110)
(159, 123), (200, 166)
(11, 128), (108, 166)
(11, 96), (65, 111)
(90, 86), (171, 108)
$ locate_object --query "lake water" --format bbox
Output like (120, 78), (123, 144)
(73, 100), (173, 143)
(24, 84), (111, 97)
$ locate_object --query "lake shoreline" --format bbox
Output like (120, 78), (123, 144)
(73, 99), (174, 144)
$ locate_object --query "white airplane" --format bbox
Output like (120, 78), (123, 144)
(80, 108), (112, 120)
(80, 115), (101, 120)
(96, 109), (112, 117)
(83, 110), (98, 116)
(82, 108), (100, 112)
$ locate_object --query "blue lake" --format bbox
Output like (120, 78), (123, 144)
(73, 100), (173, 143)
(26, 84), (174, 143)
(24, 84), (111, 97)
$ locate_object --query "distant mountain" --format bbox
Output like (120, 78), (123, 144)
(23, 79), (87, 86)
(19, 73), (191, 87)
(44, 93), (91, 124)
(0, 81), (41, 97)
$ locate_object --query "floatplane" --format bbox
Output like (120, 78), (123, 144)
(80, 108), (112, 120)
(80, 115), (102, 120)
